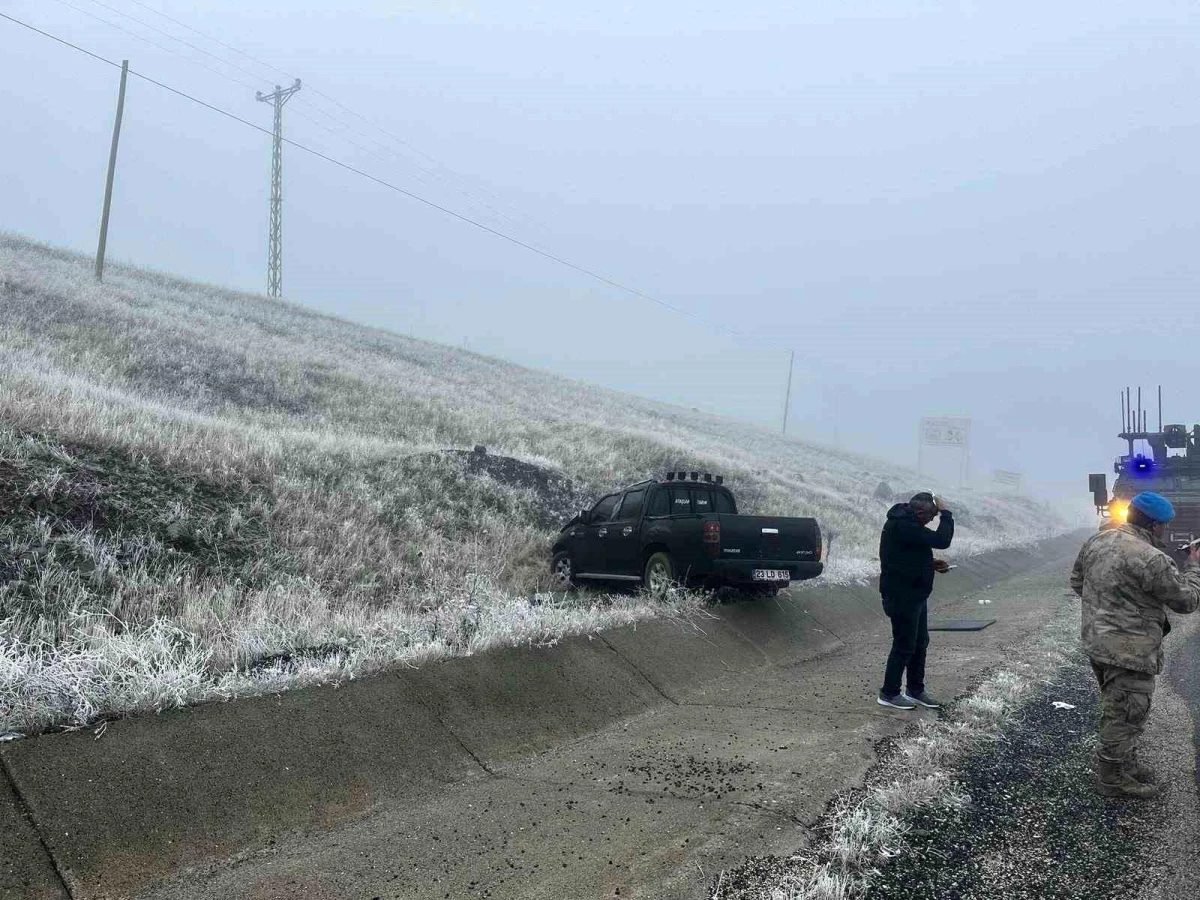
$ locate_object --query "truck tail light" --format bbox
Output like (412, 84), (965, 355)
(703, 520), (720, 554)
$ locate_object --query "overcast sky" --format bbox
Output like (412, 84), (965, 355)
(4, 0), (1199, 515)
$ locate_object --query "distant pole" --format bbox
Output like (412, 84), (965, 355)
(917, 420), (923, 476)
(257, 79), (302, 298)
(961, 424), (971, 487)
(781, 350), (795, 435)
(832, 386), (840, 446)
(95, 59), (129, 282)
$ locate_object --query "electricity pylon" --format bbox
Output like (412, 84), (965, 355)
(256, 79), (301, 298)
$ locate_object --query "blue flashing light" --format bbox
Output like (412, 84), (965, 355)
(1129, 454), (1155, 477)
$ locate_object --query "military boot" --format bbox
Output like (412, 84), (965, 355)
(1094, 754), (1160, 799)
(1127, 749), (1157, 785)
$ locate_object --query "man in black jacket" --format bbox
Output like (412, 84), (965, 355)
(877, 492), (954, 709)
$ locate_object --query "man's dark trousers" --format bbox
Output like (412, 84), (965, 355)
(882, 596), (929, 697)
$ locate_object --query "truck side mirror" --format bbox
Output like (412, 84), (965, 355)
(1089, 473), (1108, 509)
(579, 509), (591, 525)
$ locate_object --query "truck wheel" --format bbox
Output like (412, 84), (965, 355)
(550, 551), (575, 591)
(643, 552), (676, 593)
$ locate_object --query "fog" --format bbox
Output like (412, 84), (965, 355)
(4, 0), (1199, 515)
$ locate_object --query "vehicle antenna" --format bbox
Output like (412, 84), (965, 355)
(1125, 387), (1134, 456)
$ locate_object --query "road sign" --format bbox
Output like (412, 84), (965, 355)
(993, 469), (1022, 489)
(921, 417), (971, 447)
(918, 416), (972, 486)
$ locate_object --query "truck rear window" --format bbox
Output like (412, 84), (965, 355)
(669, 488), (694, 513)
(692, 490), (713, 512)
(714, 491), (736, 514)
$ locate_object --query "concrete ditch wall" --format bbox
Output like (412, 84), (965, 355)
(0, 532), (1087, 899)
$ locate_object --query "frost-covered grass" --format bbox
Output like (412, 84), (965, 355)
(0, 233), (1065, 735)
(713, 613), (1077, 900)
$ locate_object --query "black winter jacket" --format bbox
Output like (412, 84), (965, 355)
(879, 503), (954, 603)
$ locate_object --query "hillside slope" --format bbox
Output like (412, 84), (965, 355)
(0, 234), (1064, 734)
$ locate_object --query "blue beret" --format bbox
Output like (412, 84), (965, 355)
(1130, 492), (1175, 523)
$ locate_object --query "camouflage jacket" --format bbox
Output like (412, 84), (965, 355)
(1070, 524), (1200, 674)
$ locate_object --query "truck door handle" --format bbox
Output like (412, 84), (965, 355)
(622, 526), (633, 536)
(598, 528), (608, 537)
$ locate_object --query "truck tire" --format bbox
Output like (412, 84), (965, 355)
(643, 551), (676, 593)
(550, 551), (575, 591)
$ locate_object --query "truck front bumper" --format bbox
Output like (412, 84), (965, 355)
(711, 559), (824, 584)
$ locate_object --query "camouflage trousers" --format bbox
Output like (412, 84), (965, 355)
(1090, 660), (1156, 762)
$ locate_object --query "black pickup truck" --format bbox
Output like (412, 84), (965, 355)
(550, 473), (823, 595)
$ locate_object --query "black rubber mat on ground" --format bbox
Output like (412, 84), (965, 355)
(928, 618), (996, 631)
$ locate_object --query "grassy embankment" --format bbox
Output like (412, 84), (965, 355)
(0, 234), (1064, 734)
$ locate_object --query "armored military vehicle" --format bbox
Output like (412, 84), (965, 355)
(1089, 386), (1200, 562)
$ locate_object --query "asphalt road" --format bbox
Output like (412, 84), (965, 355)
(1166, 609), (1200, 791)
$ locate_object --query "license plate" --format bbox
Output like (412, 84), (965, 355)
(752, 569), (789, 582)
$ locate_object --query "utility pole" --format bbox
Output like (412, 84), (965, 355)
(831, 385), (840, 446)
(95, 60), (129, 282)
(781, 350), (795, 435)
(256, 79), (301, 298)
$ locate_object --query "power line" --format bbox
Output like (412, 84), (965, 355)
(289, 97), (538, 235)
(73, 0), (274, 88)
(305, 85), (550, 228)
(47, 0), (262, 93)
(288, 106), (436, 193)
(51, 0), (525, 232)
(123, 0), (294, 83)
(0, 9), (782, 349)
(107, 0), (555, 236)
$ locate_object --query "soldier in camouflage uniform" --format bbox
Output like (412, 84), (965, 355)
(1070, 491), (1200, 799)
